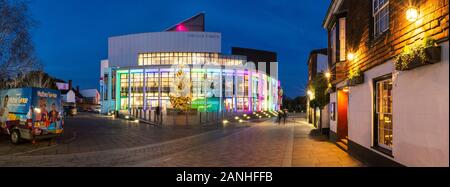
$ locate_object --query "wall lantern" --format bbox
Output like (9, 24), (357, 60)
(347, 53), (355, 61)
(406, 7), (419, 22)
(325, 72), (331, 79)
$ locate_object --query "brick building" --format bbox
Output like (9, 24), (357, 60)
(323, 0), (448, 166)
(306, 49), (329, 131)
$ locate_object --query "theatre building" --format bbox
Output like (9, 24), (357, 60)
(99, 13), (281, 125)
(324, 0), (448, 166)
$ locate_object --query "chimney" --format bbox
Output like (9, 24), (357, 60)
(68, 80), (73, 90)
(76, 86), (80, 93)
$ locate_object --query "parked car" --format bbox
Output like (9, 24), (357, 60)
(94, 106), (101, 113)
(0, 88), (64, 144)
(63, 105), (77, 116)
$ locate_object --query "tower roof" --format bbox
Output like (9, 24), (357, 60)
(165, 12), (205, 32)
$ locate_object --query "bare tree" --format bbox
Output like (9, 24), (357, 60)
(0, 0), (41, 86)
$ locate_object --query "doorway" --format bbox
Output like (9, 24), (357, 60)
(337, 88), (349, 146)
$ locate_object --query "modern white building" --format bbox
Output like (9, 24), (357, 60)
(100, 13), (281, 124)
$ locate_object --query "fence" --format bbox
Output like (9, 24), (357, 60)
(129, 108), (243, 126)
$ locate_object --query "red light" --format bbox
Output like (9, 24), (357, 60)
(176, 24), (188, 32)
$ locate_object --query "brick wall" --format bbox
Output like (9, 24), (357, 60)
(328, 0), (449, 83)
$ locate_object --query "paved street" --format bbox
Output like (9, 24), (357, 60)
(0, 113), (234, 156)
(133, 118), (363, 167)
(0, 114), (363, 167)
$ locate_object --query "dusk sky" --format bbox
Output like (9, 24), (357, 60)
(29, 0), (331, 98)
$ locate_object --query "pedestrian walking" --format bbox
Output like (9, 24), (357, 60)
(283, 110), (288, 124)
(277, 110), (282, 125)
(155, 106), (161, 123)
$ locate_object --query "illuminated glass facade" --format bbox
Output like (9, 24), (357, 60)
(138, 52), (246, 66)
(112, 66), (280, 113)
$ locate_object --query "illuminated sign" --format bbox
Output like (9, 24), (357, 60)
(37, 91), (57, 98)
(191, 98), (220, 112)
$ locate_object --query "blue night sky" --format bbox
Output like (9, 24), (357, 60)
(29, 0), (331, 98)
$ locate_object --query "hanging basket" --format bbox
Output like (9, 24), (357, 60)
(395, 46), (442, 71)
(348, 74), (364, 86)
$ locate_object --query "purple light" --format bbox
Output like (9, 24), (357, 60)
(176, 24), (188, 32)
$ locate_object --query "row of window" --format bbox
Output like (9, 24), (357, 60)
(117, 72), (277, 110)
(138, 52), (247, 66)
(330, 0), (390, 64)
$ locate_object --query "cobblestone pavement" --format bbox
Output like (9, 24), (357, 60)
(0, 114), (364, 167)
(133, 119), (364, 167)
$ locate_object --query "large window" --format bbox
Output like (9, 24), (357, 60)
(374, 76), (393, 152)
(191, 71), (205, 98)
(339, 18), (346, 62)
(330, 24), (337, 64)
(138, 52), (246, 67)
(146, 72), (159, 108)
(119, 73), (129, 110)
(373, 0), (389, 36)
(130, 72), (144, 109)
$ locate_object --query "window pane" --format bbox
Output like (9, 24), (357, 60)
(375, 78), (393, 150)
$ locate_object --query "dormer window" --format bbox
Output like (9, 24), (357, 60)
(373, 0), (389, 36)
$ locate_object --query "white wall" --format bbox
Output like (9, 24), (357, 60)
(269, 62), (279, 81)
(347, 42), (449, 167)
(393, 41), (449, 167)
(108, 32), (222, 67)
(322, 104), (330, 129)
(63, 90), (76, 103)
(348, 61), (393, 150)
(258, 62), (267, 75)
(329, 92), (337, 133)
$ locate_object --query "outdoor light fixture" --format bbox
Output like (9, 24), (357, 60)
(325, 72), (331, 79)
(239, 120), (244, 123)
(406, 7), (419, 22)
(343, 87), (350, 93)
(125, 116), (130, 119)
(235, 117), (239, 120)
(223, 120), (229, 124)
(307, 90), (313, 96)
(347, 53), (355, 61)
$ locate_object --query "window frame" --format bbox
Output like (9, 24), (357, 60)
(372, 74), (394, 156)
(372, 0), (390, 37)
(338, 17), (346, 62)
